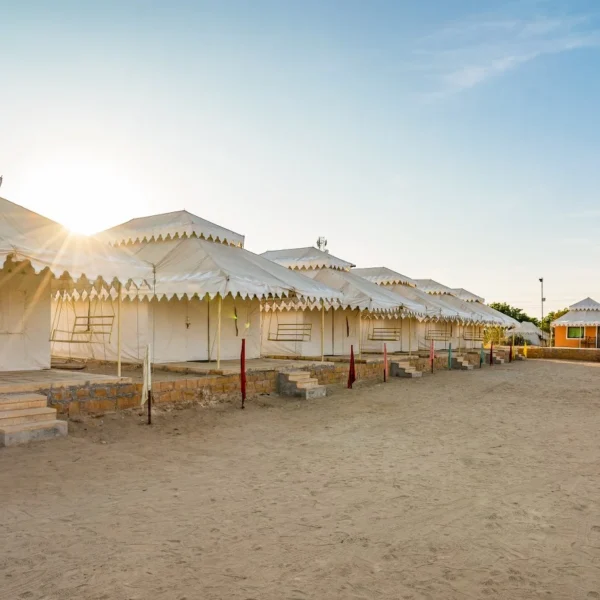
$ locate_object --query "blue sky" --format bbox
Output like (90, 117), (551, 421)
(2, 0), (600, 315)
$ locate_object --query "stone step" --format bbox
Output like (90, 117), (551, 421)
(0, 393), (48, 411)
(0, 420), (68, 447)
(285, 372), (312, 382)
(0, 407), (57, 427)
(296, 379), (320, 389)
(304, 386), (327, 399)
(390, 362), (423, 378)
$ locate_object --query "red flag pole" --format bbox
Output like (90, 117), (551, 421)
(348, 345), (356, 389)
(430, 339), (435, 374)
(383, 343), (388, 382)
(240, 338), (246, 409)
(490, 341), (494, 366)
(509, 340), (513, 363)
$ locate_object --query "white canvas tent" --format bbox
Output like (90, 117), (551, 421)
(1, 197), (152, 371)
(53, 233), (342, 367)
(506, 321), (546, 346)
(259, 248), (425, 357)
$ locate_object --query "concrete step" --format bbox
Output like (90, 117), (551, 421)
(286, 372), (312, 382)
(304, 386), (327, 399)
(296, 379), (320, 390)
(0, 393), (48, 411)
(0, 420), (68, 447)
(0, 407), (57, 427)
(390, 362), (423, 378)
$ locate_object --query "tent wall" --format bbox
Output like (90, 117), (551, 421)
(360, 316), (403, 354)
(51, 295), (260, 364)
(261, 307), (360, 357)
(0, 270), (51, 371)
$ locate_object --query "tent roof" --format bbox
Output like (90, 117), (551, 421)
(102, 210), (245, 248)
(260, 247), (355, 271)
(414, 279), (456, 295)
(0, 196), (152, 288)
(568, 297), (600, 311)
(310, 268), (409, 313)
(352, 266), (416, 287)
(451, 288), (485, 303)
(129, 237), (342, 302)
(507, 321), (544, 335)
(552, 309), (600, 327)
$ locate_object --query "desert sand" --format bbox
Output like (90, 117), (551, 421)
(1, 359), (599, 599)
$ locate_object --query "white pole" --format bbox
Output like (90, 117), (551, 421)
(408, 318), (412, 356)
(217, 294), (222, 369)
(321, 303), (325, 362)
(117, 282), (122, 378)
(358, 310), (362, 359)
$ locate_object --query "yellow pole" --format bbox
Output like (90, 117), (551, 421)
(117, 282), (122, 378)
(320, 303), (325, 363)
(217, 294), (222, 370)
(524, 341), (528, 358)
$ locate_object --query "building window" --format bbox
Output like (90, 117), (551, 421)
(567, 327), (585, 339)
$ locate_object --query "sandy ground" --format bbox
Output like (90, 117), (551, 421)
(1, 359), (599, 600)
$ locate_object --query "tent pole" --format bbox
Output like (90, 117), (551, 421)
(217, 294), (222, 370)
(117, 282), (122, 378)
(358, 310), (362, 359)
(408, 318), (412, 356)
(207, 295), (211, 363)
(320, 302), (325, 363)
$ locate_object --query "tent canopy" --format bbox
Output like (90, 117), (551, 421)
(507, 321), (545, 336)
(310, 268), (409, 313)
(451, 288), (485, 303)
(129, 237), (342, 302)
(261, 247), (355, 271)
(352, 266), (416, 287)
(0, 196), (152, 289)
(568, 297), (600, 311)
(102, 209), (245, 248)
(413, 278), (456, 295)
(552, 309), (600, 327)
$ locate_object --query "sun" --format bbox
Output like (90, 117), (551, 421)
(19, 157), (150, 235)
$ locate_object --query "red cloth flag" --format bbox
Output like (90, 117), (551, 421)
(240, 339), (247, 409)
(348, 345), (356, 389)
(430, 339), (435, 373)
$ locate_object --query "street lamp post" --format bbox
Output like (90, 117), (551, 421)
(539, 277), (546, 345)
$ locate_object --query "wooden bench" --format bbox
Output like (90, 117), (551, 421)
(368, 327), (401, 341)
(268, 323), (312, 342)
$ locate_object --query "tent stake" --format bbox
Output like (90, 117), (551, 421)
(217, 294), (222, 370)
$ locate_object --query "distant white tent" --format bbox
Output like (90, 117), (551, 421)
(506, 321), (546, 345)
(53, 232), (342, 367)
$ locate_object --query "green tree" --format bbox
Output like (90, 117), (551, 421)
(488, 302), (539, 326)
(540, 308), (568, 333)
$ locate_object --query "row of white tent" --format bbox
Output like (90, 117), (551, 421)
(1, 197), (518, 372)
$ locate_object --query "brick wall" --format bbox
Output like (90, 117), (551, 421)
(526, 347), (600, 362)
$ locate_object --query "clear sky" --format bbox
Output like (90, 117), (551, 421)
(2, 0), (600, 316)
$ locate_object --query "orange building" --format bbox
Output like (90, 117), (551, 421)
(552, 297), (600, 348)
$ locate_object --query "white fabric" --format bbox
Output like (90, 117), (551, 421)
(506, 321), (546, 345)
(568, 297), (600, 311)
(306, 269), (407, 313)
(451, 288), (485, 303)
(52, 296), (263, 364)
(1, 196), (152, 288)
(413, 279), (456, 295)
(141, 345), (152, 406)
(260, 247), (355, 271)
(102, 209), (245, 247)
(352, 266), (416, 287)
(552, 310), (600, 327)
(127, 238), (342, 303)
(0, 266), (51, 371)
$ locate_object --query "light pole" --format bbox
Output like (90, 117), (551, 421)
(539, 277), (546, 344)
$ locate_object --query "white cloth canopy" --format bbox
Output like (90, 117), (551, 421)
(352, 266), (416, 287)
(451, 288), (485, 303)
(552, 310), (600, 327)
(260, 247), (355, 271)
(568, 297), (600, 311)
(0, 196), (152, 288)
(308, 269), (413, 314)
(127, 237), (342, 303)
(413, 278), (456, 295)
(102, 209), (245, 247)
(507, 321), (545, 336)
